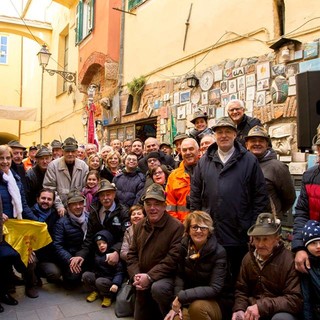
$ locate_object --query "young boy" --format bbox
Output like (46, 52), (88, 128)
(82, 230), (124, 307)
(301, 220), (320, 320)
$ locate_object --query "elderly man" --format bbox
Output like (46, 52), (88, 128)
(232, 213), (302, 320)
(200, 134), (215, 157)
(70, 179), (130, 274)
(85, 143), (98, 158)
(23, 146), (38, 171)
(245, 126), (296, 219)
(138, 137), (175, 174)
(127, 183), (184, 320)
(53, 190), (89, 286)
(26, 146), (52, 207)
(51, 140), (63, 160)
(227, 99), (261, 146)
(43, 137), (88, 216)
(166, 138), (199, 222)
(172, 133), (189, 166)
(7, 140), (27, 190)
(190, 117), (269, 286)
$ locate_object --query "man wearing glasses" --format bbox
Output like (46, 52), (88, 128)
(227, 99), (261, 146)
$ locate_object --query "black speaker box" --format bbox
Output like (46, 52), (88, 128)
(296, 71), (320, 151)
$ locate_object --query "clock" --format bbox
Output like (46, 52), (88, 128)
(199, 70), (214, 91)
(191, 88), (201, 104)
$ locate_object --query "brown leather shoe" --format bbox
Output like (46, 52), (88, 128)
(25, 286), (39, 298)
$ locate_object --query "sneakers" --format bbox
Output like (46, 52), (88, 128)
(101, 297), (111, 308)
(86, 291), (99, 302)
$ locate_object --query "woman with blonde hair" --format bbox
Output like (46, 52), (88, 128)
(100, 150), (122, 182)
(165, 211), (227, 320)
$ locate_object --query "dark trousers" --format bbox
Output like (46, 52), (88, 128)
(134, 277), (174, 320)
(0, 241), (27, 294)
(82, 271), (114, 297)
(224, 245), (248, 288)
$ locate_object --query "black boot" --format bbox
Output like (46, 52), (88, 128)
(0, 303), (3, 313)
(0, 293), (18, 305)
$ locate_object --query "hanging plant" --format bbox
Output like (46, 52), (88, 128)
(127, 76), (146, 98)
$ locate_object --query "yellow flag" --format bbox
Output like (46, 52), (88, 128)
(4, 219), (52, 266)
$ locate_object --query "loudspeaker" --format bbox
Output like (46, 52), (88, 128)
(296, 71), (320, 151)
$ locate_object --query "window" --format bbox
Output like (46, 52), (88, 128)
(76, 0), (95, 44)
(128, 0), (146, 10)
(0, 35), (8, 64)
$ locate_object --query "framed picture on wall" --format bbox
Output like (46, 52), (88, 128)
(180, 91), (191, 104)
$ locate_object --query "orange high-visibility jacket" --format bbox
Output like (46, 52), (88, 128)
(165, 161), (190, 222)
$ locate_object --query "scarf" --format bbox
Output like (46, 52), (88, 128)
(68, 211), (88, 239)
(82, 185), (98, 211)
(2, 170), (23, 219)
(33, 203), (52, 222)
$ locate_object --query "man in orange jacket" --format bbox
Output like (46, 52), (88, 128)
(166, 138), (199, 222)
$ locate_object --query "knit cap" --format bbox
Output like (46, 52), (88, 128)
(302, 220), (320, 247)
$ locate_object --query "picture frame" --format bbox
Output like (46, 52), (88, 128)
(173, 92), (180, 105)
(237, 76), (245, 91)
(257, 79), (269, 91)
(214, 69), (223, 82)
(246, 74), (255, 87)
(221, 94), (230, 107)
(177, 105), (186, 119)
(220, 80), (228, 94)
(304, 42), (319, 59)
(209, 88), (221, 104)
(201, 91), (208, 105)
(180, 90), (191, 104)
(246, 86), (256, 101)
(228, 79), (237, 93)
(256, 61), (270, 80)
(256, 91), (266, 107)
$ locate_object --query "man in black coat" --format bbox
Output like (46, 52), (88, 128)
(190, 117), (269, 287)
(69, 179), (130, 274)
(26, 147), (52, 207)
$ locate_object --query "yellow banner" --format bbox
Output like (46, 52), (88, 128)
(4, 219), (52, 266)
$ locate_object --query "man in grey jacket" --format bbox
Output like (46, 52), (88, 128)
(43, 137), (88, 216)
(245, 125), (296, 219)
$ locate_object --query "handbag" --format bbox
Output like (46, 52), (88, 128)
(115, 280), (136, 318)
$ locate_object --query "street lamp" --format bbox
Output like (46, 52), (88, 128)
(37, 44), (77, 145)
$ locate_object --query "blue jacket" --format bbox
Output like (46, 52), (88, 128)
(301, 255), (320, 320)
(113, 168), (145, 208)
(53, 213), (88, 267)
(190, 141), (269, 246)
(0, 169), (36, 220)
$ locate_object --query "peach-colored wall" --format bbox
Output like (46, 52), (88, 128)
(79, 0), (121, 71)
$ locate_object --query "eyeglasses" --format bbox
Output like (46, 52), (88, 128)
(228, 107), (243, 113)
(190, 225), (209, 232)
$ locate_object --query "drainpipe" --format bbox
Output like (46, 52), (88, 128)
(118, 0), (125, 122)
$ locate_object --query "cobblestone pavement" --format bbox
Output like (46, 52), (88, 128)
(0, 281), (134, 320)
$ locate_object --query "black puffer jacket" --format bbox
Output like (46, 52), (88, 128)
(25, 165), (46, 207)
(190, 141), (269, 246)
(174, 234), (227, 305)
(76, 199), (130, 259)
(53, 213), (88, 267)
(113, 168), (145, 208)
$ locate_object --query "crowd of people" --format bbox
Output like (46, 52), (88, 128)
(0, 99), (319, 320)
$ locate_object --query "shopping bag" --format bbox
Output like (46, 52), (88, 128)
(115, 280), (135, 318)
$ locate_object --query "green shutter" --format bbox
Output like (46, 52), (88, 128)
(128, 0), (144, 11)
(75, 0), (83, 44)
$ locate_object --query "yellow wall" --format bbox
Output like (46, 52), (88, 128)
(0, 0), (84, 147)
(123, 0), (320, 83)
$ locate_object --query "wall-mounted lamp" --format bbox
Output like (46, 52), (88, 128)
(186, 74), (199, 88)
(37, 44), (77, 84)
